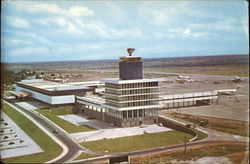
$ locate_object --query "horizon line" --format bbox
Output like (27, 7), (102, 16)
(2, 54), (248, 64)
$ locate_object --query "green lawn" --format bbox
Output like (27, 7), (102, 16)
(159, 115), (208, 141)
(81, 130), (193, 153)
(170, 113), (248, 137)
(73, 153), (99, 161)
(132, 144), (247, 163)
(192, 129), (208, 141)
(208, 124), (248, 137)
(2, 103), (63, 163)
(36, 108), (95, 133)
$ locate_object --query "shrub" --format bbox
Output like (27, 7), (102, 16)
(0, 119), (4, 122)
(4, 123), (8, 126)
(8, 142), (15, 145)
(20, 140), (24, 143)
(0, 129), (4, 133)
(3, 136), (9, 139)
(14, 135), (18, 138)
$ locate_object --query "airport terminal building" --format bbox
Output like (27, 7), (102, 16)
(76, 49), (164, 127)
(14, 80), (99, 106)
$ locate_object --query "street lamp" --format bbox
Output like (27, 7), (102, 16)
(184, 136), (187, 153)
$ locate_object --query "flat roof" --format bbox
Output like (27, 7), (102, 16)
(160, 91), (218, 100)
(101, 78), (164, 84)
(16, 80), (99, 91)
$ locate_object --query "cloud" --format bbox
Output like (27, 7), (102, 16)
(36, 16), (86, 35)
(50, 42), (105, 56)
(27, 3), (64, 14)
(6, 31), (52, 45)
(67, 6), (94, 17)
(22, 2), (94, 18)
(37, 17), (68, 27)
(86, 21), (110, 38)
(67, 22), (85, 35)
(10, 46), (50, 56)
(168, 28), (211, 39)
(138, 1), (190, 26)
(7, 16), (29, 28)
(2, 1), (248, 63)
(5, 39), (32, 46)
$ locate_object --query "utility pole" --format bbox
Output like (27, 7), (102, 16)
(184, 136), (187, 153)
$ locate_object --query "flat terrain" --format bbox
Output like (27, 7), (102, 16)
(80, 130), (193, 153)
(2, 55), (249, 163)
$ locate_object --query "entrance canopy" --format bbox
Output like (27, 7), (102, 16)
(9, 91), (29, 97)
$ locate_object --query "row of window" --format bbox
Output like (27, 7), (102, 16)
(106, 108), (158, 119)
(105, 88), (159, 95)
(106, 100), (158, 108)
(105, 82), (158, 89)
(105, 94), (159, 102)
(122, 110), (145, 118)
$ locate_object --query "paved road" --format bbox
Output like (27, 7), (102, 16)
(71, 140), (247, 163)
(4, 99), (84, 163)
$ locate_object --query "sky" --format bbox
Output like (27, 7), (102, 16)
(1, 0), (249, 63)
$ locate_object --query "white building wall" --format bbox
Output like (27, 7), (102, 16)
(16, 86), (52, 104)
(51, 95), (75, 104)
(16, 86), (75, 105)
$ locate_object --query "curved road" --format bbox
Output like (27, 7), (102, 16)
(4, 99), (84, 163)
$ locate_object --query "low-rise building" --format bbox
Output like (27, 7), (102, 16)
(14, 79), (100, 106)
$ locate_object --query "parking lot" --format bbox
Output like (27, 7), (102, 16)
(0, 112), (43, 159)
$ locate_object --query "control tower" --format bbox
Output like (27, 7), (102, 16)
(101, 48), (164, 127)
(119, 48), (142, 80)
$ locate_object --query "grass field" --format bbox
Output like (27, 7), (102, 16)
(170, 113), (248, 137)
(2, 103), (62, 163)
(80, 130), (193, 153)
(144, 64), (249, 77)
(159, 116), (208, 141)
(73, 152), (99, 161)
(208, 124), (248, 137)
(36, 108), (95, 133)
(132, 143), (247, 163)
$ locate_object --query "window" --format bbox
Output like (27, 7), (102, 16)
(128, 110), (132, 118)
(139, 109), (142, 117)
(142, 109), (145, 117)
(123, 111), (127, 119)
(133, 110), (137, 118)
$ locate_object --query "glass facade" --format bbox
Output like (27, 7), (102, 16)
(104, 82), (160, 108)
(105, 108), (158, 119)
(104, 81), (160, 120)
